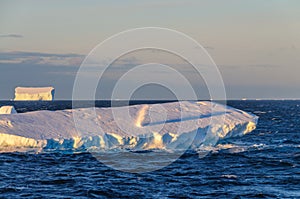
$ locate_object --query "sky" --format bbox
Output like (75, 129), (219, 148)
(0, 0), (300, 100)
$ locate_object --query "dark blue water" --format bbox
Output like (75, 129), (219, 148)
(0, 100), (299, 198)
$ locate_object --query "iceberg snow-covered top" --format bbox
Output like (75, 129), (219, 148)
(15, 87), (54, 94)
(0, 101), (258, 151)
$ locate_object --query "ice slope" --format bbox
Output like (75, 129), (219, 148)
(14, 87), (55, 101)
(0, 106), (17, 114)
(0, 101), (258, 152)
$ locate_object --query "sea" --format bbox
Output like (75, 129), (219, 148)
(0, 100), (299, 198)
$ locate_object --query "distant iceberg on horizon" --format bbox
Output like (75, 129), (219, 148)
(14, 87), (55, 101)
(0, 101), (258, 153)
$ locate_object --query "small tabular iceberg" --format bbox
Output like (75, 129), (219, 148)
(0, 101), (258, 152)
(14, 87), (55, 101)
(0, 106), (17, 115)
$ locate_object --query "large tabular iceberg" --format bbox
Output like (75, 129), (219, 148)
(0, 101), (258, 152)
(14, 87), (55, 101)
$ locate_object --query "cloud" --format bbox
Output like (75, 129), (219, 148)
(279, 45), (297, 51)
(0, 51), (83, 58)
(194, 45), (215, 50)
(0, 51), (84, 66)
(204, 46), (214, 50)
(138, 0), (199, 9)
(219, 64), (279, 69)
(0, 34), (23, 38)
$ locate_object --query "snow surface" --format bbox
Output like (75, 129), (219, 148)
(0, 101), (258, 152)
(14, 87), (55, 101)
(0, 106), (17, 115)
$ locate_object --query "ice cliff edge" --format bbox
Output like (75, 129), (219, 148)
(14, 87), (55, 101)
